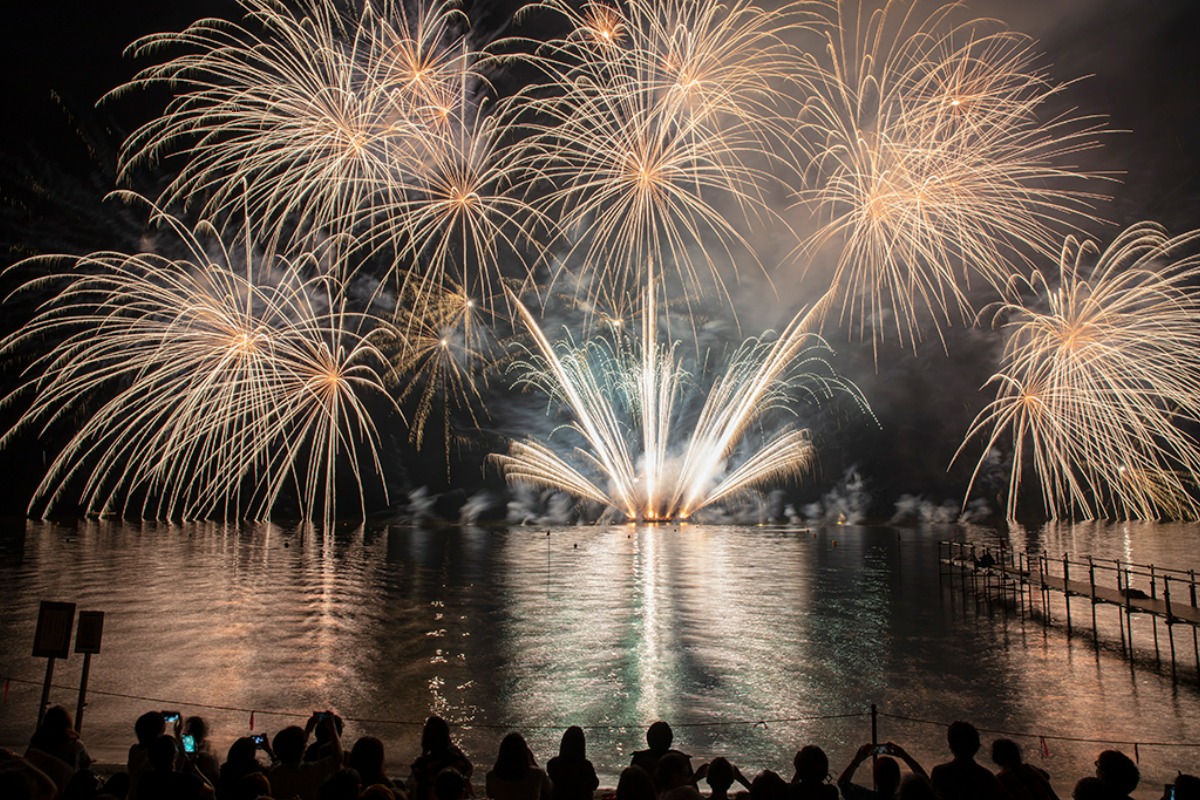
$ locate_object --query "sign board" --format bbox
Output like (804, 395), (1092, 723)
(32, 601), (76, 659)
(75, 611), (105, 655)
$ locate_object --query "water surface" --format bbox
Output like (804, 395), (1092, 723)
(0, 519), (1197, 797)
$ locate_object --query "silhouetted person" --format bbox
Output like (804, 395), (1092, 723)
(546, 726), (599, 800)
(229, 772), (272, 800)
(434, 767), (467, 800)
(617, 766), (657, 800)
(24, 705), (91, 792)
(128, 711), (168, 800)
(220, 736), (269, 798)
(184, 716), (221, 789)
(318, 767), (362, 800)
(930, 721), (999, 800)
(269, 714), (344, 800)
(27, 705), (91, 773)
(838, 743), (927, 800)
(1070, 777), (1110, 800)
(60, 769), (102, 800)
(137, 734), (215, 800)
(1094, 750), (1138, 800)
(411, 717), (473, 800)
(486, 732), (552, 800)
(98, 771), (131, 800)
(750, 770), (790, 800)
(1170, 774), (1200, 800)
(631, 721), (691, 785)
(897, 775), (936, 800)
(991, 738), (1059, 800)
(351, 736), (397, 792)
(306, 713), (346, 763)
(0, 746), (58, 800)
(698, 757), (751, 800)
(789, 745), (837, 800)
(657, 752), (702, 800)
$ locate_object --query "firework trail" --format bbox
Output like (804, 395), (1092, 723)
(957, 222), (1200, 520)
(495, 289), (868, 521)
(0, 195), (397, 523)
(793, 0), (1109, 348)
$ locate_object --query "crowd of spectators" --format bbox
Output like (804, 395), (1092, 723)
(2, 708), (1196, 800)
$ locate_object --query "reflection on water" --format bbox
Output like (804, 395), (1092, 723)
(1, 519), (1198, 795)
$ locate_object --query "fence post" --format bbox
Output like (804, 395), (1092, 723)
(1089, 556), (1098, 643)
(1063, 554), (1072, 634)
(1116, 561), (1128, 655)
(1191, 570), (1199, 681)
(1151, 565), (1161, 664)
(1165, 575), (1177, 680)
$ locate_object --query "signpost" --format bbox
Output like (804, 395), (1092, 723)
(31, 601), (76, 727)
(74, 611), (105, 733)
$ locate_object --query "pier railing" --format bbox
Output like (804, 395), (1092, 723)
(938, 540), (1200, 682)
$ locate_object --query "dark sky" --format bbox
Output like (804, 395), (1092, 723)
(1, 1), (1198, 519)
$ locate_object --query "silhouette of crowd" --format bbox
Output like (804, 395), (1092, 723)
(2, 708), (1196, 800)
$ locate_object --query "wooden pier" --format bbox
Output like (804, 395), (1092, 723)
(938, 540), (1200, 681)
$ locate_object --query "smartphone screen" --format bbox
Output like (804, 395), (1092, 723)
(182, 734), (196, 754)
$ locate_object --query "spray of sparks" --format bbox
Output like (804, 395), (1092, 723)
(792, 0), (1108, 349)
(495, 290), (867, 521)
(957, 222), (1200, 520)
(0, 196), (397, 522)
(7, 0), (1200, 522)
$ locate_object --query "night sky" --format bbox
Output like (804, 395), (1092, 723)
(2, 1), (1199, 521)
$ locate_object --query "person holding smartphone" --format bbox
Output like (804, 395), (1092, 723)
(268, 711), (344, 800)
(136, 734), (216, 800)
(183, 716), (221, 788)
(837, 742), (928, 800)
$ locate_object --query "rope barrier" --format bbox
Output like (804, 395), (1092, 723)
(875, 711), (1200, 750)
(0, 672), (864, 732)
(6, 669), (1200, 756)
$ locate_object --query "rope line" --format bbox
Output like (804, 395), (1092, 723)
(876, 711), (1200, 749)
(6, 670), (1199, 751)
(0, 673), (863, 731)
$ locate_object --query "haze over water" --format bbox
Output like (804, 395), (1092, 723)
(1, 519), (1198, 797)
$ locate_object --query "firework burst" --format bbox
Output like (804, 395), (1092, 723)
(0, 195), (398, 523)
(494, 290), (868, 521)
(510, 0), (816, 309)
(793, 0), (1108, 347)
(957, 222), (1200, 520)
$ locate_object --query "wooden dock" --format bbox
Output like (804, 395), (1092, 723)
(939, 540), (1200, 682)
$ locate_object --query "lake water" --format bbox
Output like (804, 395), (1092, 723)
(1, 518), (1198, 797)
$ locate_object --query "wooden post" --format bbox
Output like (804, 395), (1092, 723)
(1089, 557), (1098, 643)
(73, 611), (104, 734)
(1018, 552), (1026, 618)
(75, 654), (92, 732)
(37, 658), (56, 728)
(1063, 554), (1072, 634)
(1125, 565), (1135, 660)
(1116, 561), (1128, 655)
(1191, 570), (1199, 680)
(1039, 553), (1049, 625)
(970, 543), (978, 595)
(1151, 566), (1161, 664)
(1165, 575), (1177, 680)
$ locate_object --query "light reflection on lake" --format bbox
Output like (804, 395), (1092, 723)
(0, 519), (1198, 797)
